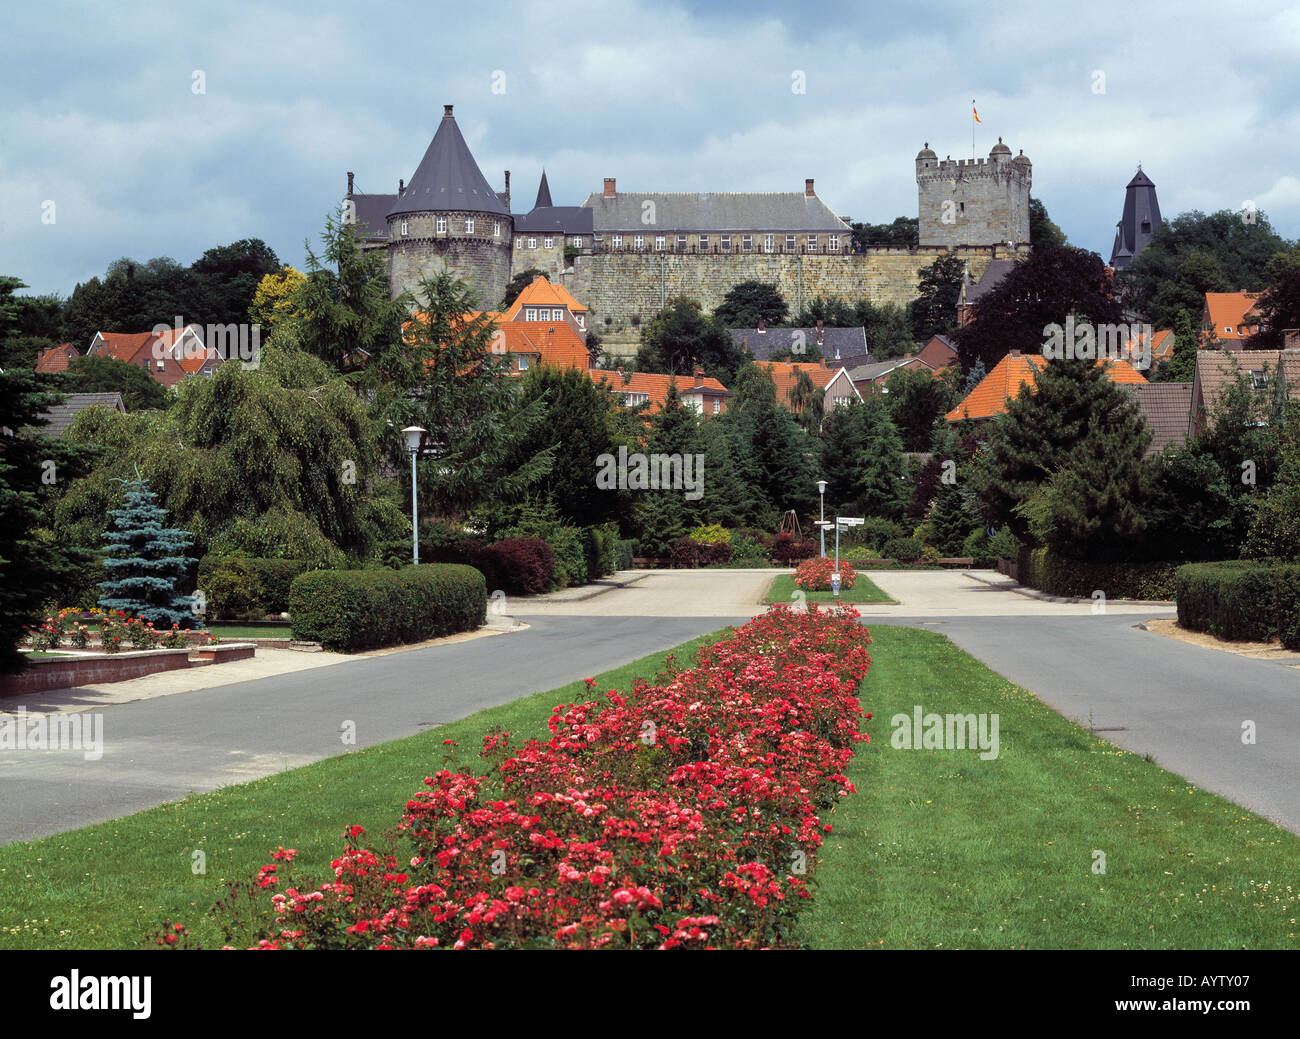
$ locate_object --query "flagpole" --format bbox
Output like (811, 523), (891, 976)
(972, 98), (975, 160)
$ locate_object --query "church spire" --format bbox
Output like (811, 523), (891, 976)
(534, 170), (553, 209)
(1109, 166), (1161, 269)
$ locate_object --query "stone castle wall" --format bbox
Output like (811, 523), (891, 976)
(556, 247), (1024, 332)
(386, 209), (513, 310)
(917, 155), (1031, 248)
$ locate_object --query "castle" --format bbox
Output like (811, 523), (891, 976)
(344, 107), (1032, 338)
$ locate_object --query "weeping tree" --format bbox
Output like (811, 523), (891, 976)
(98, 475), (200, 627)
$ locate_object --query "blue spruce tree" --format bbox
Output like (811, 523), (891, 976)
(964, 359), (987, 395)
(98, 476), (200, 627)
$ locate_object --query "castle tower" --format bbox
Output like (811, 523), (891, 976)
(1109, 167), (1161, 269)
(916, 138), (1031, 248)
(385, 105), (513, 308)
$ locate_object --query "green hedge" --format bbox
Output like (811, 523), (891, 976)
(288, 564), (486, 652)
(613, 539), (636, 572)
(198, 556), (312, 619)
(1017, 546), (1182, 601)
(1176, 561), (1300, 648)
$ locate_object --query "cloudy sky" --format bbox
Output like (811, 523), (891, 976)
(3, 0), (1298, 298)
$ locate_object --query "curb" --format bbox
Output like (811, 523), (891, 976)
(961, 570), (1174, 607)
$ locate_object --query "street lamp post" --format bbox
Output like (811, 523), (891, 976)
(402, 426), (427, 565)
(817, 479), (827, 558)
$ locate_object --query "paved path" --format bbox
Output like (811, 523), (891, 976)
(3, 567), (1297, 843)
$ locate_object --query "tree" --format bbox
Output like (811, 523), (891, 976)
(1029, 197), (1067, 248)
(97, 476), (199, 627)
(926, 483), (976, 555)
(191, 239), (282, 327)
(635, 297), (745, 381)
(295, 209), (408, 371)
(0, 371), (90, 672)
(1159, 311), (1200, 383)
(632, 382), (700, 555)
(909, 254), (966, 341)
(851, 216), (918, 249)
(1249, 247), (1300, 350)
(792, 296), (857, 327)
(883, 365), (958, 452)
(788, 368), (825, 432)
(964, 358), (987, 394)
(57, 354), (169, 411)
(1242, 401), (1300, 559)
(857, 300), (915, 358)
(818, 397), (908, 520)
(501, 268), (546, 310)
(249, 266), (308, 333)
(725, 363), (817, 522)
(1121, 209), (1291, 329)
(714, 281), (788, 328)
(955, 246), (1124, 372)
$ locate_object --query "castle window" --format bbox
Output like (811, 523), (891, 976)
(699, 235), (709, 251)
(436, 217), (447, 233)
(466, 218), (475, 233)
(612, 234), (622, 249)
(655, 235), (665, 251)
(721, 235), (731, 252)
(959, 202), (965, 213)
(400, 219), (408, 236)
(544, 237), (554, 248)
(526, 308), (537, 321)
(829, 234), (840, 251)
(807, 234), (817, 250)
(571, 236), (582, 248)
(528, 237), (537, 249)
(677, 235), (687, 251)
(785, 235), (795, 251)
(763, 234), (774, 253)
(742, 235), (752, 251)
(634, 234), (644, 249)
(494, 221), (501, 237)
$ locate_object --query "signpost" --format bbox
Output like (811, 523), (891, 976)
(833, 517), (864, 598)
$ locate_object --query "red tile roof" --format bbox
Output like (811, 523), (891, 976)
(34, 343), (80, 373)
(588, 369), (729, 414)
(503, 275), (588, 321)
(946, 351), (1148, 422)
(1204, 292), (1261, 342)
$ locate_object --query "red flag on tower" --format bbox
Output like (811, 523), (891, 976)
(972, 100), (982, 124)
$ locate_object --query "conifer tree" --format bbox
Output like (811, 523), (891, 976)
(98, 476), (199, 627)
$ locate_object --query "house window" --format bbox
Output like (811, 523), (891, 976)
(571, 236), (582, 247)
(655, 235), (665, 251)
(1249, 370), (1269, 390)
(612, 234), (622, 249)
(677, 235), (687, 251)
(544, 237), (554, 248)
(721, 235), (731, 252)
(764, 234), (774, 253)
(466, 217), (475, 233)
(577, 315), (585, 328)
(494, 221), (501, 237)
(528, 237), (537, 249)
(712, 399), (720, 414)
(519, 357), (529, 370)
(1225, 326), (1233, 334)
(400, 219), (408, 236)
(525, 308), (537, 320)
(436, 217), (447, 233)
(829, 234), (839, 251)
(622, 391), (649, 406)
(786, 234), (796, 251)
(634, 234), (644, 249)
(742, 235), (752, 251)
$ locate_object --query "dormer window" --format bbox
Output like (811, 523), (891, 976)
(1249, 370), (1269, 390)
(519, 357), (529, 370)
(577, 315), (585, 329)
(525, 308), (537, 321)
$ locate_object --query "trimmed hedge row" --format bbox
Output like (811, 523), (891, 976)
(1016, 546), (1182, 601)
(289, 564), (486, 652)
(1176, 561), (1300, 648)
(197, 556), (312, 619)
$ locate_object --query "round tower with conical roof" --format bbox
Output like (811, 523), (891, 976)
(385, 105), (514, 308)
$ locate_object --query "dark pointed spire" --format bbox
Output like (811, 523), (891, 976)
(388, 105), (508, 218)
(1110, 166), (1162, 269)
(534, 170), (553, 209)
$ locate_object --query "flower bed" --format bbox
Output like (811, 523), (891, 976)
(793, 557), (858, 592)
(161, 605), (873, 949)
(25, 608), (214, 654)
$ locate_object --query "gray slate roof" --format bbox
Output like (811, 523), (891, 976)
(729, 326), (868, 362)
(581, 192), (851, 232)
(1121, 382), (1192, 456)
(351, 193), (397, 240)
(388, 107), (508, 218)
(515, 205), (594, 234)
(847, 358), (922, 382)
(963, 259), (1016, 304)
(35, 392), (125, 436)
(1110, 168), (1162, 269)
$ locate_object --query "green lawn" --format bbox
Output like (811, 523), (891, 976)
(804, 626), (1300, 949)
(204, 624), (292, 640)
(0, 632), (729, 950)
(765, 572), (895, 605)
(3, 623), (1296, 950)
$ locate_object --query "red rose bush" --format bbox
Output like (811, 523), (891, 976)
(170, 604), (872, 950)
(793, 556), (858, 592)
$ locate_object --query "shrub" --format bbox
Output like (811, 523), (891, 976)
(289, 564), (486, 652)
(482, 537), (553, 596)
(1018, 546), (1181, 601)
(1176, 561), (1300, 648)
(859, 517), (904, 553)
(770, 533), (816, 565)
(793, 557), (858, 591)
(883, 536), (924, 563)
(197, 556), (311, 620)
(669, 537), (732, 568)
(962, 528), (994, 567)
(687, 523), (731, 545)
(727, 532), (769, 566)
(613, 539), (636, 571)
(582, 522), (620, 580)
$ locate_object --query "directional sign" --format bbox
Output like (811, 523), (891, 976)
(836, 516), (865, 525)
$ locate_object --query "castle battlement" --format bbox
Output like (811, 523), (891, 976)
(915, 138), (1031, 248)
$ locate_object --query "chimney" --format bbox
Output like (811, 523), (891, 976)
(443, 104), (454, 118)
(503, 170), (511, 212)
(1283, 329), (1300, 350)
(603, 177), (616, 198)
(816, 318), (824, 345)
(757, 318), (766, 333)
(346, 171), (354, 196)
(1009, 349), (1021, 358)
(805, 178), (815, 197)
(398, 178), (405, 195)
(693, 367), (705, 388)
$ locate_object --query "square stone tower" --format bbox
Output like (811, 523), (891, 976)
(916, 139), (1031, 247)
